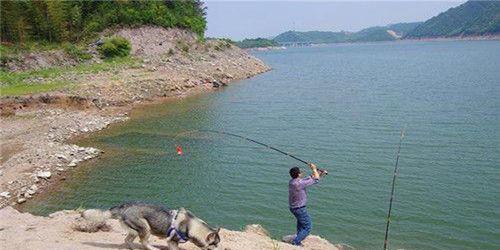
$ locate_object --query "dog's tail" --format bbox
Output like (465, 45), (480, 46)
(81, 209), (114, 223)
(74, 209), (114, 233)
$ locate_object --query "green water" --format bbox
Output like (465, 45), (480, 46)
(25, 41), (499, 249)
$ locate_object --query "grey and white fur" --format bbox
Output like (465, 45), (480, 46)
(83, 202), (220, 250)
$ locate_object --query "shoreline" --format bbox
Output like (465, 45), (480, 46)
(0, 206), (342, 249)
(243, 34), (500, 49)
(0, 72), (268, 209)
(0, 27), (271, 209)
(13, 86), (240, 213)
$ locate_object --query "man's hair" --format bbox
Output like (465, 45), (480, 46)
(289, 167), (301, 179)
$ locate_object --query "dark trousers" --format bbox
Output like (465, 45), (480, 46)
(290, 206), (312, 245)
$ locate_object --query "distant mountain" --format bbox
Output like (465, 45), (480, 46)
(273, 22), (422, 45)
(405, 1), (500, 38)
(387, 22), (423, 35)
(242, 0), (499, 47)
(349, 26), (396, 42)
(273, 30), (351, 44)
(236, 38), (279, 49)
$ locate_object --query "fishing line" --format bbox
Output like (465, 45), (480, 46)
(173, 129), (328, 175)
(383, 129), (405, 250)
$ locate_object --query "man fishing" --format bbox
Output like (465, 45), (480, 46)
(288, 163), (321, 246)
(175, 130), (328, 246)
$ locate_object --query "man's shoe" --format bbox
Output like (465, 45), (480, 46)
(281, 234), (296, 244)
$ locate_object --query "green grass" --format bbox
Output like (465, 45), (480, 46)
(0, 57), (137, 96)
(0, 81), (70, 96)
(0, 42), (62, 55)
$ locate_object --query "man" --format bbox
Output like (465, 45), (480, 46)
(288, 163), (321, 246)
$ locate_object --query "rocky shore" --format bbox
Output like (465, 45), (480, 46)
(0, 206), (342, 250)
(0, 26), (270, 208)
(0, 26), (345, 250)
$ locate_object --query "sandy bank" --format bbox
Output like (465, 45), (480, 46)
(0, 206), (343, 250)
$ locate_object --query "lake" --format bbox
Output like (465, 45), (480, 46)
(25, 40), (500, 249)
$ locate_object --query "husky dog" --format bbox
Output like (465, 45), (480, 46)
(85, 202), (220, 250)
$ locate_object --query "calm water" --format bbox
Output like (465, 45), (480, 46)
(26, 41), (499, 249)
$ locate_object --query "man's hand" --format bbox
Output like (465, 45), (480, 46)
(308, 163), (320, 180)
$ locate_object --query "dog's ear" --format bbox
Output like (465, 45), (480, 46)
(206, 231), (219, 243)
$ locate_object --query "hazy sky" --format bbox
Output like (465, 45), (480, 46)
(205, 1), (464, 40)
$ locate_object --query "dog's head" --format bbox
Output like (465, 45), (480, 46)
(176, 207), (221, 250)
(203, 227), (221, 250)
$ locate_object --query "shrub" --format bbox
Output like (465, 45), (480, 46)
(214, 40), (233, 51)
(97, 36), (131, 59)
(167, 48), (175, 56)
(176, 40), (190, 53)
(63, 43), (92, 61)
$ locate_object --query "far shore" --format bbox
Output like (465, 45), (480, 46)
(244, 34), (500, 50)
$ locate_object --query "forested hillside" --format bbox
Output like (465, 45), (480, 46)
(405, 1), (500, 38)
(0, 0), (207, 44)
(273, 31), (350, 44)
(271, 22), (420, 45)
(236, 38), (279, 49)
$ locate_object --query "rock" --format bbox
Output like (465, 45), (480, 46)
(282, 234), (295, 244)
(27, 185), (38, 195)
(68, 160), (77, 167)
(87, 147), (99, 155)
(37, 171), (51, 179)
(0, 191), (11, 198)
(56, 167), (65, 172)
(17, 198), (26, 204)
(49, 211), (68, 218)
(244, 224), (270, 237)
(54, 154), (68, 161)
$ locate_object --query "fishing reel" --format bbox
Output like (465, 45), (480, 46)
(318, 168), (328, 177)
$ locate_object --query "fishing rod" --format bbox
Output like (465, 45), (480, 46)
(383, 130), (405, 250)
(177, 129), (328, 175)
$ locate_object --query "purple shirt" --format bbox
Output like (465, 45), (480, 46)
(289, 176), (319, 208)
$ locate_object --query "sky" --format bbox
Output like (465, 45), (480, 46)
(205, 1), (465, 40)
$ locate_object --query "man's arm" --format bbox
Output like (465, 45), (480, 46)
(309, 163), (320, 180)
